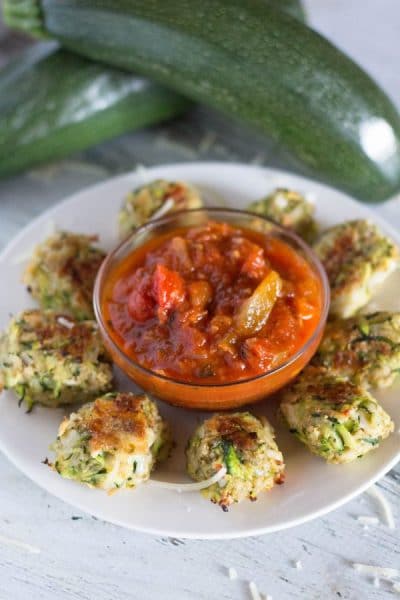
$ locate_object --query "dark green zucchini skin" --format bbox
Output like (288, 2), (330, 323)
(269, 0), (306, 22)
(0, 42), (191, 178)
(5, 1), (400, 201)
(0, 0), (305, 180)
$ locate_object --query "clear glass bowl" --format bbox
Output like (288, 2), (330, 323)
(94, 208), (330, 410)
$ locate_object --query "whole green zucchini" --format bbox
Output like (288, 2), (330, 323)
(1, 0), (304, 179)
(0, 42), (191, 178)
(5, 0), (400, 202)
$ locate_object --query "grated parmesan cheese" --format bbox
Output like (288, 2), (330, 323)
(0, 533), (40, 554)
(249, 581), (262, 600)
(63, 379), (80, 386)
(356, 516), (379, 526)
(365, 485), (395, 529)
(266, 449), (283, 461)
(134, 163), (149, 184)
(149, 467), (227, 492)
(352, 563), (399, 580)
(228, 567), (238, 580)
(150, 198), (175, 221)
(198, 131), (217, 153)
(21, 352), (33, 366)
(57, 316), (74, 329)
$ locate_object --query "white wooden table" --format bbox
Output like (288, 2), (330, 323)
(0, 2), (399, 598)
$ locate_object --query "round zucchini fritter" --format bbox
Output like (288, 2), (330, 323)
(247, 188), (318, 243)
(186, 412), (285, 510)
(313, 311), (400, 389)
(313, 220), (399, 318)
(0, 310), (113, 410)
(280, 367), (394, 464)
(118, 179), (203, 238)
(50, 392), (172, 491)
(24, 231), (105, 320)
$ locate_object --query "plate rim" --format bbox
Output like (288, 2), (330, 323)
(1, 161), (399, 539)
(0, 429), (398, 540)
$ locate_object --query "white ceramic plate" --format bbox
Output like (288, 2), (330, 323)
(1, 162), (399, 540)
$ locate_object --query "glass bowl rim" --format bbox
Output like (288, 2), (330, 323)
(93, 207), (330, 389)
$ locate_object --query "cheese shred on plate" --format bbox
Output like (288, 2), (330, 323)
(57, 316), (74, 329)
(150, 197), (175, 221)
(149, 467), (227, 492)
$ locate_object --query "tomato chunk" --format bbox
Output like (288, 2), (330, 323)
(127, 270), (155, 322)
(188, 280), (212, 309)
(240, 243), (268, 279)
(154, 264), (186, 323)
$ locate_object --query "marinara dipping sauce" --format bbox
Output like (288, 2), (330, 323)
(102, 220), (323, 387)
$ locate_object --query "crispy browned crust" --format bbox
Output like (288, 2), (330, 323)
(295, 379), (356, 406)
(321, 228), (357, 290)
(86, 393), (149, 453)
(315, 220), (398, 293)
(61, 250), (104, 307)
(283, 366), (362, 406)
(208, 414), (259, 451)
(17, 309), (103, 358)
(23, 232), (105, 318)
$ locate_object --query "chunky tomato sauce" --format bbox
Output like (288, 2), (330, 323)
(102, 221), (322, 384)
